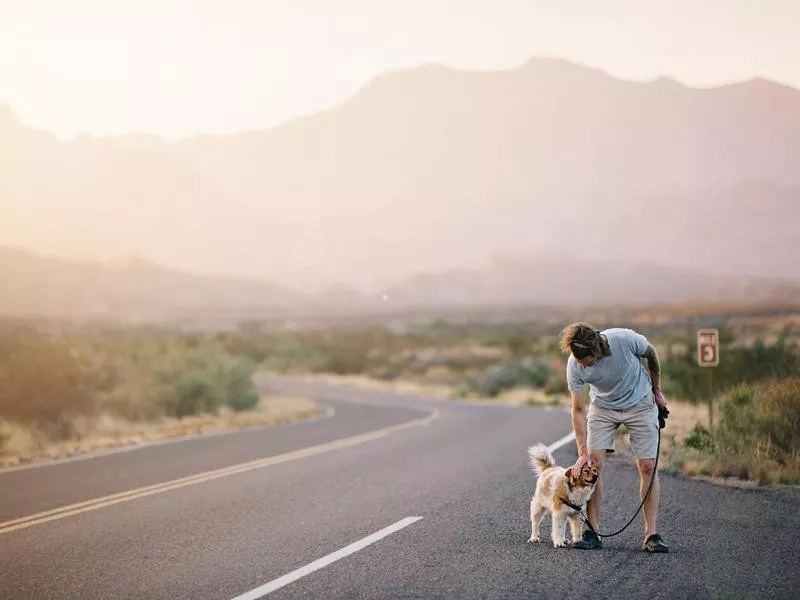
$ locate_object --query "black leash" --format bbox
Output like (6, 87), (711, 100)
(573, 406), (666, 538)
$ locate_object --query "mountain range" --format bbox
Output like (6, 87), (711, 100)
(1, 56), (799, 318)
(1, 246), (798, 322)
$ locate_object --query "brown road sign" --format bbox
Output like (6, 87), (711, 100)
(697, 328), (720, 367)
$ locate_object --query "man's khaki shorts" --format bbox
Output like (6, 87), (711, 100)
(587, 391), (659, 459)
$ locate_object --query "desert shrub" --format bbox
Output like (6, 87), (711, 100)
(218, 332), (271, 364)
(714, 378), (800, 461)
(155, 345), (260, 418)
(473, 363), (520, 397)
(683, 422), (715, 452)
(0, 331), (97, 437)
(682, 378), (800, 483)
(519, 358), (552, 388)
(504, 335), (533, 358)
(259, 329), (383, 375)
(544, 374), (569, 396)
(0, 327), (266, 460)
(311, 342), (372, 375)
(223, 358), (261, 412)
(168, 373), (222, 418)
(465, 358), (552, 397)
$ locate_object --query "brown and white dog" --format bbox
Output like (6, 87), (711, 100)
(527, 442), (599, 548)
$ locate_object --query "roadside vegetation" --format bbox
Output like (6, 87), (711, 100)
(668, 378), (800, 484)
(0, 324), (317, 467)
(1, 305), (798, 484)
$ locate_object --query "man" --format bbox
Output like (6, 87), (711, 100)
(560, 322), (669, 553)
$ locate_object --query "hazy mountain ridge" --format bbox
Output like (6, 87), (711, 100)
(1, 246), (797, 320)
(175, 57), (800, 285)
(0, 247), (303, 320)
(384, 255), (800, 308)
(1, 56), (799, 312)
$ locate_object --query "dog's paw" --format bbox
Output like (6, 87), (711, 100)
(552, 539), (568, 548)
(527, 535), (540, 543)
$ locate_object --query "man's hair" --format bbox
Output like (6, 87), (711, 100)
(559, 322), (605, 359)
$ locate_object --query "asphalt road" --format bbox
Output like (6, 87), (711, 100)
(1, 376), (797, 600)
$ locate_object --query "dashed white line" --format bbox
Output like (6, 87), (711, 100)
(229, 516), (424, 599)
(547, 431), (576, 453)
(227, 433), (574, 599)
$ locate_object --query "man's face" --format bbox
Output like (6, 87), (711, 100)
(576, 354), (598, 368)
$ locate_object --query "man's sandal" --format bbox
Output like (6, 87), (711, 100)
(572, 530), (603, 549)
(642, 533), (669, 553)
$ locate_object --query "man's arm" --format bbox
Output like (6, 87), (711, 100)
(570, 390), (590, 475)
(641, 343), (661, 390)
(641, 343), (667, 409)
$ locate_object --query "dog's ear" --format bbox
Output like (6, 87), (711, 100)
(565, 467), (574, 487)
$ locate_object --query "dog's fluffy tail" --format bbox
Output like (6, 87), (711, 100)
(527, 442), (556, 476)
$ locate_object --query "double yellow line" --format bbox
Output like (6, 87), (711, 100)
(0, 407), (439, 536)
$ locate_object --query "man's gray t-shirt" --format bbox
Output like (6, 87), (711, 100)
(566, 328), (652, 410)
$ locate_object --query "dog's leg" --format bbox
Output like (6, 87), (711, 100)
(551, 512), (568, 548)
(567, 514), (583, 544)
(528, 499), (546, 542)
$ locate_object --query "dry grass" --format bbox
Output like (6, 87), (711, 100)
(613, 386), (800, 487)
(296, 373), (457, 399)
(681, 379), (800, 485)
(497, 387), (570, 407)
(0, 394), (319, 468)
(660, 401), (711, 445)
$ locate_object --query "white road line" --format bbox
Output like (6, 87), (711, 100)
(547, 431), (576, 454)
(229, 516), (424, 600)
(228, 434), (573, 599)
(0, 409), (438, 535)
(0, 405), (337, 475)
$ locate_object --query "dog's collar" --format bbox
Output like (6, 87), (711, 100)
(558, 496), (584, 513)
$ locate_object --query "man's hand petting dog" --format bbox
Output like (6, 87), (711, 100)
(571, 453), (592, 478)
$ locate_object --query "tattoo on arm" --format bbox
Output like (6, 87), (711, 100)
(642, 344), (661, 374)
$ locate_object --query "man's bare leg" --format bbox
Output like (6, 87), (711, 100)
(585, 450), (607, 529)
(636, 457), (660, 539)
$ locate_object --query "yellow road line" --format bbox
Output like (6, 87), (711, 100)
(0, 408), (439, 536)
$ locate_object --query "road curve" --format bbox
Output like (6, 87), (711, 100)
(0, 377), (797, 600)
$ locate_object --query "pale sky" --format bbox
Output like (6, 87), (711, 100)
(1, 0), (798, 140)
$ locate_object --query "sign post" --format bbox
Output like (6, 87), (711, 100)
(696, 328), (719, 427)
